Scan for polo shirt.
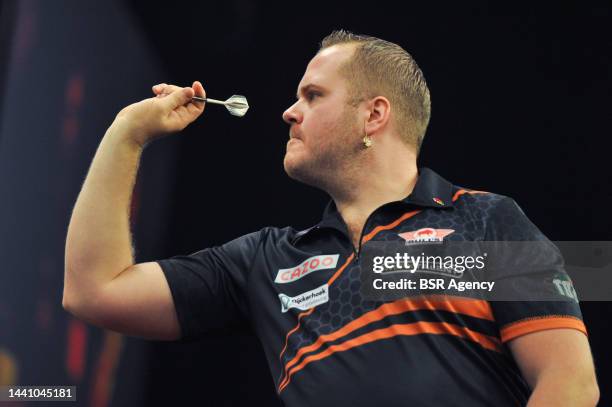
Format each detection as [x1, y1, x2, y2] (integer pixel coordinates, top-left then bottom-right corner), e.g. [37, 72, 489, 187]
[157, 167, 586, 407]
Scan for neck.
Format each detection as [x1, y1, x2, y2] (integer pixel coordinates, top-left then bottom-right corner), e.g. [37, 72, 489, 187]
[327, 151, 419, 249]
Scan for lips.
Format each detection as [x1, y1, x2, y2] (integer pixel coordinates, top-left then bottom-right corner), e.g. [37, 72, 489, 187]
[289, 127, 303, 140]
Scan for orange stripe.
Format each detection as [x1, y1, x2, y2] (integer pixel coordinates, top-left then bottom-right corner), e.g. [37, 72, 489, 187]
[326, 253, 354, 289]
[276, 254, 354, 382]
[277, 308, 315, 362]
[361, 210, 421, 244]
[452, 189, 489, 202]
[277, 209, 444, 389]
[500, 316, 587, 343]
[278, 296, 494, 389]
[279, 321, 501, 392]
[279, 209, 421, 367]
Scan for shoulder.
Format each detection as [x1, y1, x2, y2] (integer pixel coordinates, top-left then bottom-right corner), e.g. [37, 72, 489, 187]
[203, 225, 312, 256]
[254, 225, 313, 245]
[451, 186, 512, 211]
[450, 185, 526, 218]
[449, 186, 543, 240]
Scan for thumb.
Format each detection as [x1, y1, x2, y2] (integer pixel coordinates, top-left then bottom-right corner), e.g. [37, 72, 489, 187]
[161, 87, 194, 110]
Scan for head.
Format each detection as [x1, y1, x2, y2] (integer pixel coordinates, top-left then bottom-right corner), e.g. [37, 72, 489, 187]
[282, 30, 431, 191]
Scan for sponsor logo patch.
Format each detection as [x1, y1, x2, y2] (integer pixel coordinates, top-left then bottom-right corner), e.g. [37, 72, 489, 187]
[398, 228, 454, 244]
[275, 254, 339, 284]
[278, 284, 329, 313]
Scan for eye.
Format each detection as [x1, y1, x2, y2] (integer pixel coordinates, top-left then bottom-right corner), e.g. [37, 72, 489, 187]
[306, 91, 320, 101]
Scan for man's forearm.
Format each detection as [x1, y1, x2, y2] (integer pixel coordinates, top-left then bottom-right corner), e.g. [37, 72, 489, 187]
[64, 120, 143, 303]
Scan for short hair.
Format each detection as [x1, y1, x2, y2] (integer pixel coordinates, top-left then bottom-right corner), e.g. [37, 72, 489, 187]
[320, 30, 431, 153]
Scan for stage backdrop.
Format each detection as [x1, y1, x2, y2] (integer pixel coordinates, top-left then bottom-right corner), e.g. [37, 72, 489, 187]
[0, 1, 178, 405]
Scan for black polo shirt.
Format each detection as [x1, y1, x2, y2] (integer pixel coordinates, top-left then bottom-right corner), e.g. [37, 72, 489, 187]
[157, 168, 586, 407]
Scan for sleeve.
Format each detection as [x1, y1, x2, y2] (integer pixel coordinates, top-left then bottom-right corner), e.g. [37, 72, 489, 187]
[156, 229, 265, 342]
[484, 197, 587, 343]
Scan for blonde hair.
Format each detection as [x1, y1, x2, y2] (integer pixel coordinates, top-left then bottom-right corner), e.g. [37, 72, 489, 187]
[320, 30, 431, 153]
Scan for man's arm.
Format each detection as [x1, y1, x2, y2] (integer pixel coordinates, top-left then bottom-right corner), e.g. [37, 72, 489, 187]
[63, 82, 205, 340]
[508, 328, 599, 407]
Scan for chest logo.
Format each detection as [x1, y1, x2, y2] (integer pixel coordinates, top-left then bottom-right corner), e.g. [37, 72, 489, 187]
[275, 254, 339, 284]
[278, 284, 329, 313]
[398, 228, 455, 244]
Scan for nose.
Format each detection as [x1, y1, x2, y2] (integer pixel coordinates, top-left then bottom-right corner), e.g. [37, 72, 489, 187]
[282, 101, 302, 125]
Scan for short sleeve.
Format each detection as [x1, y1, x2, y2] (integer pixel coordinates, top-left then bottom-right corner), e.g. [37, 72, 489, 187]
[484, 197, 587, 343]
[156, 230, 264, 342]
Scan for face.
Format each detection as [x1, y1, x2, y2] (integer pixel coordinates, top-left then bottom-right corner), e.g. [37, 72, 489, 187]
[282, 44, 363, 189]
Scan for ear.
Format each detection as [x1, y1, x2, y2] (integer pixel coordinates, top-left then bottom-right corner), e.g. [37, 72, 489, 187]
[363, 96, 391, 137]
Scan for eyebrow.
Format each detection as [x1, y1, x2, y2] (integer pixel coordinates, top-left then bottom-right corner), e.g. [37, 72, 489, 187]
[296, 84, 324, 100]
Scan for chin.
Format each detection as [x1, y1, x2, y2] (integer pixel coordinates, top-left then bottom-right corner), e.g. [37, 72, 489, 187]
[283, 154, 318, 187]
[283, 153, 301, 179]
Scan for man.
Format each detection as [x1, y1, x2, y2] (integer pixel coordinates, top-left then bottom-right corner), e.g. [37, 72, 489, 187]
[63, 31, 599, 406]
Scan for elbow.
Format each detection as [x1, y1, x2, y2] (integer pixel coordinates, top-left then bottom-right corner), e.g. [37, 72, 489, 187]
[62, 265, 78, 314]
[61, 293, 70, 311]
[62, 260, 98, 317]
[62, 286, 80, 317]
[61, 272, 108, 328]
[61, 288, 99, 326]
[62, 265, 92, 318]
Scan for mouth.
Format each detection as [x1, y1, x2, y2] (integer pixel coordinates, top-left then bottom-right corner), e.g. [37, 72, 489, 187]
[286, 137, 303, 150]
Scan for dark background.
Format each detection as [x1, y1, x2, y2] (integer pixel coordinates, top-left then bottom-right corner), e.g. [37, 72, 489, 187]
[0, 1, 610, 406]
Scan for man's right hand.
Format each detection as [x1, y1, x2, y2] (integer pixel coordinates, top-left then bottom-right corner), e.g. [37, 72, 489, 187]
[113, 81, 206, 147]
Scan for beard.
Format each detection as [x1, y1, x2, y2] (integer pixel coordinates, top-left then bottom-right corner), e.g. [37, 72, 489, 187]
[283, 105, 362, 191]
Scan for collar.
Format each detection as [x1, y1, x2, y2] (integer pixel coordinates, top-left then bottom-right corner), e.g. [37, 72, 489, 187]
[293, 168, 454, 243]
[401, 167, 454, 209]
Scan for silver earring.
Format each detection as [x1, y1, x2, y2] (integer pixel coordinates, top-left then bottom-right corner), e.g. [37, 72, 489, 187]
[363, 134, 372, 148]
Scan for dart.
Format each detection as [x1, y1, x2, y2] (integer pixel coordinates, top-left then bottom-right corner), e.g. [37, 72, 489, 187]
[191, 94, 249, 117]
